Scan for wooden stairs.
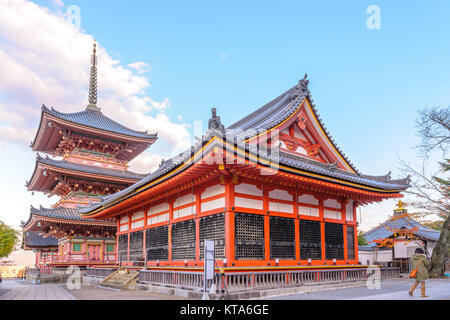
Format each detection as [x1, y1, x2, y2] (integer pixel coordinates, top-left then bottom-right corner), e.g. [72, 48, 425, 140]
[99, 268, 139, 291]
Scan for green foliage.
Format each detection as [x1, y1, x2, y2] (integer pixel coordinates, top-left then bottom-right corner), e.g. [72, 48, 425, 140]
[423, 220, 444, 231]
[0, 221, 20, 258]
[357, 230, 368, 245]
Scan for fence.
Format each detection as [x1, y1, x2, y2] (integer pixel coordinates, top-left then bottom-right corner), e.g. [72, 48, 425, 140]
[138, 267, 400, 293]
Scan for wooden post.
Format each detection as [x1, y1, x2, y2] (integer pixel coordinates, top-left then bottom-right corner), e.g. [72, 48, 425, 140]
[225, 177, 235, 266]
[319, 198, 326, 262]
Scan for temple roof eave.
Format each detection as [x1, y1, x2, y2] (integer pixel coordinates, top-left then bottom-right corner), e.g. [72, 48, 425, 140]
[79, 134, 409, 219]
[30, 105, 158, 160]
[23, 206, 116, 232]
[26, 154, 147, 192]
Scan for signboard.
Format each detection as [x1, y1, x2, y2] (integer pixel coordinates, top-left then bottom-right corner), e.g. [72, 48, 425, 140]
[204, 239, 215, 280]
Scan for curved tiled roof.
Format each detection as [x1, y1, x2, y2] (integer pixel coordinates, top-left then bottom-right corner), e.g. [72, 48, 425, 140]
[80, 133, 410, 216]
[23, 205, 115, 226]
[42, 104, 157, 140]
[364, 214, 441, 247]
[23, 231, 58, 248]
[26, 154, 147, 186]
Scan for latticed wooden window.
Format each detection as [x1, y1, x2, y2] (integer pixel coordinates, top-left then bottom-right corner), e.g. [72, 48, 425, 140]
[299, 219, 322, 260]
[200, 213, 225, 259]
[146, 225, 169, 261]
[270, 216, 295, 260]
[325, 222, 344, 260]
[346, 226, 355, 260]
[171, 220, 196, 260]
[129, 231, 144, 261]
[235, 213, 265, 260]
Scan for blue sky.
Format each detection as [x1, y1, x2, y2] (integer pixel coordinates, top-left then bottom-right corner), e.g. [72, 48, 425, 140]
[1, 0, 449, 230]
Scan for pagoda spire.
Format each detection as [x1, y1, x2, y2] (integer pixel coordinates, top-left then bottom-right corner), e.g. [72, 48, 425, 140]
[86, 41, 101, 112]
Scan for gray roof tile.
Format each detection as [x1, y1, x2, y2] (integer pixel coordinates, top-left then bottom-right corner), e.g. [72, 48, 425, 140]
[23, 231, 58, 248]
[364, 214, 441, 246]
[43, 105, 157, 140]
[32, 154, 147, 181]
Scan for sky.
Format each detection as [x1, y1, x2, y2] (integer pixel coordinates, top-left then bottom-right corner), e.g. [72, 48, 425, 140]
[0, 0, 448, 232]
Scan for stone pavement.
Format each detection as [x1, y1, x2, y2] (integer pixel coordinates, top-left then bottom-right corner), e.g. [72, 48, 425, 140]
[66, 284, 192, 300]
[0, 280, 190, 300]
[0, 280, 76, 300]
[258, 279, 450, 300]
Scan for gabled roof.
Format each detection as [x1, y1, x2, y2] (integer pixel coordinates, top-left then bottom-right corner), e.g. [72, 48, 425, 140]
[364, 212, 441, 247]
[26, 154, 147, 191]
[228, 75, 358, 173]
[23, 231, 58, 249]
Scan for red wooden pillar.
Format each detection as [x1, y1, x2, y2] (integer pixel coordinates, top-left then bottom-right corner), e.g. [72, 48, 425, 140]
[319, 198, 326, 263]
[195, 217, 200, 265]
[263, 185, 271, 264]
[127, 213, 131, 263]
[225, 175, 237, 266]
[294, 191, 300, 262]
[168, 201, 174, 264]
[143, 207, 148, 263]
[195, 188, 201, 265]
[342, 199, 348, 263]
[353, 201, 359, 264]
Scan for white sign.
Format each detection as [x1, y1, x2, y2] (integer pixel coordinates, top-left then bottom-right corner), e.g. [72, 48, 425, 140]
[204, 239, 215, 280]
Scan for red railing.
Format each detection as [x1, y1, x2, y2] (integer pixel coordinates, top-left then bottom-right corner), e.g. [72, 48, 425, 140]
[39, 255, 117, 266]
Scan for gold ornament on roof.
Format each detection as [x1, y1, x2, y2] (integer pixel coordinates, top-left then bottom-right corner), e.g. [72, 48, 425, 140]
[396, 200, 406, 210]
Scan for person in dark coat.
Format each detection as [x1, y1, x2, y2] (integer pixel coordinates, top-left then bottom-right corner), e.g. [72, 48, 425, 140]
[409, 247, 430, 297]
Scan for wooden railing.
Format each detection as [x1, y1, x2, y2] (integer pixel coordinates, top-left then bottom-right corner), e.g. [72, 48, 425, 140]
[85, 267, 117, 278]
[49, 255, 116, 265]
[137, 267, 400, 293]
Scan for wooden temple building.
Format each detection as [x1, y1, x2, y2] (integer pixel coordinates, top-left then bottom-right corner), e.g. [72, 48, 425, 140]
[22, 43, 157, 269]
[80, 74, 410, 270]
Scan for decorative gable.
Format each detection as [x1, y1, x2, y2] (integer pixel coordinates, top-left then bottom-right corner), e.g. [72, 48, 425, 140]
[250, 98, 355, 172]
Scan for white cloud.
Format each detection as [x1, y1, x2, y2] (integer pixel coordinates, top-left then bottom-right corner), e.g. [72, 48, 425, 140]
[0, 0, 191, 164]
[128, 61, 151, 74]
[127, 152, 162, 174]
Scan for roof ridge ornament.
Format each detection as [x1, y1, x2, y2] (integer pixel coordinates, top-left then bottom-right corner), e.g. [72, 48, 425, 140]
[298, 73, 309, 93]
[208, 107, 225, 134]
[86, 41, 101, 112]
[290, 73, 310, 101]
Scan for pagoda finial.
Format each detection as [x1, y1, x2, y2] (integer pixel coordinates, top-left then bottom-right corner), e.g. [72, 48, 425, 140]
[86, 40, 101, 112]
[394, 199, 408, 215]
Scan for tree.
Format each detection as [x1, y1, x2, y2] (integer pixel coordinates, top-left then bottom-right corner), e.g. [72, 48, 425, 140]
[0, 221, 20, 258]
[358, 230, 368, 245]
[401, 106, 449, 278]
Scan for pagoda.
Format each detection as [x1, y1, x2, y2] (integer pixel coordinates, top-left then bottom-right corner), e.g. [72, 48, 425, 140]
[22, 42, 158, 269]
[80, 74, 410, 270]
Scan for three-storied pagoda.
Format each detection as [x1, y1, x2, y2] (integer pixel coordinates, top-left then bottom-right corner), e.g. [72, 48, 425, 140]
[80, 74, 410, 270]
[22, 43, 158, 268]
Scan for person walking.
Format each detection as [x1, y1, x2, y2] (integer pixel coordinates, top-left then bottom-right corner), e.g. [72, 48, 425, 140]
[408, 247, 430, 298]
